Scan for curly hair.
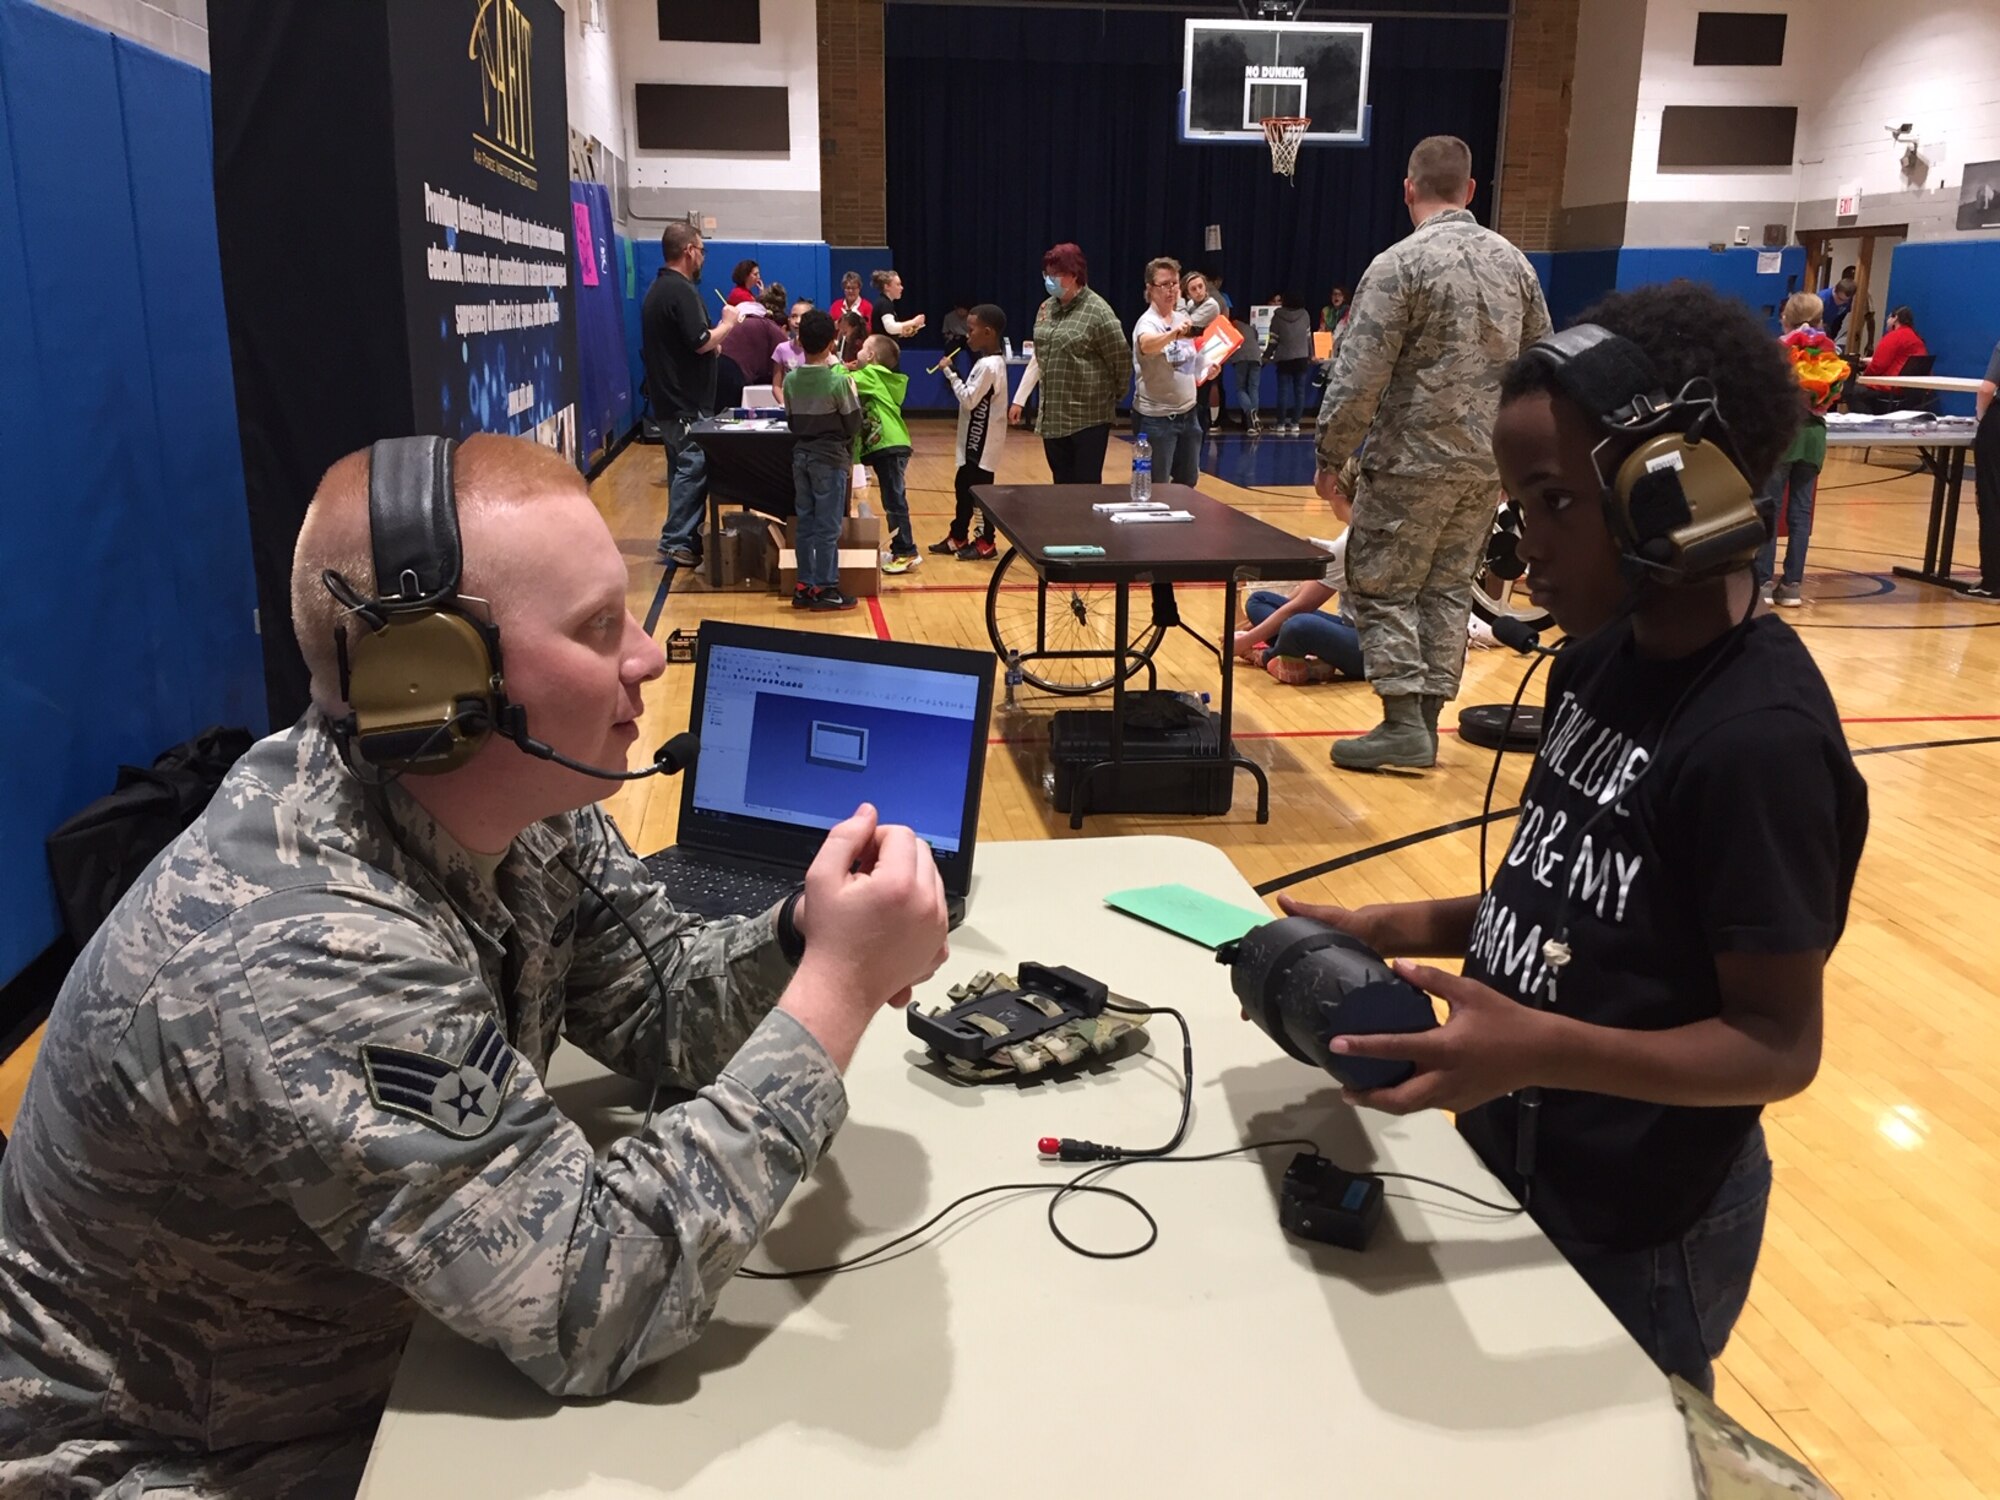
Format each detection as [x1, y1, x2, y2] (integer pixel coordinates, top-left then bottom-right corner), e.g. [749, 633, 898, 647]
[1501, 280, 1803, 487]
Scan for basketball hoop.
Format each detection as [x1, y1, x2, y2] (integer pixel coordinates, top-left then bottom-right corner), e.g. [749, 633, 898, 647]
[1262, 116, 1311, 182]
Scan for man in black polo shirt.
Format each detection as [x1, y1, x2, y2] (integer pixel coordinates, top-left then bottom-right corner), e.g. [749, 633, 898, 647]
[1280, 282, 1869, 1396]
[644, 222, 745, 567]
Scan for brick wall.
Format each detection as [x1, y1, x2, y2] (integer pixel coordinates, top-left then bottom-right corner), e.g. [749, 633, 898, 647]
[1497, 0, 1580, 252]
[817, 0, 885, 244]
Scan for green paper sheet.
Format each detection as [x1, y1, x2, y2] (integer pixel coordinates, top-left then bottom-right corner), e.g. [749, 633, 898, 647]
[1104, 884, 1268, 949]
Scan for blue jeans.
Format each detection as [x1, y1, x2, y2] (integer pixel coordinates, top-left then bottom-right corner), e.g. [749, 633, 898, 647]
[1553, 1124, 1771, 1398]
[868, 451, 916, 555]
[1236, 364, 1262, 425]
[1245, 589, 1364, 678]
[1135, 410, 1202, 487]
[793, 449, 848, 590]
[1753, 460, 1819, 587]
[1275, 360, 1313, 426]
[659, 421, 709, 553]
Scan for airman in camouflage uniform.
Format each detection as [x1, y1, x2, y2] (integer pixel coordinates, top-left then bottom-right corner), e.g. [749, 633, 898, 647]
[1314, 135, 1553, 770]
[0, 435, 948, 1497]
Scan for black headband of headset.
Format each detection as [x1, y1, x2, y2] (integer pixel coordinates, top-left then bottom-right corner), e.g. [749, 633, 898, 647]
[1523, 324, 1670, 427]
[366, 435, 462, 609]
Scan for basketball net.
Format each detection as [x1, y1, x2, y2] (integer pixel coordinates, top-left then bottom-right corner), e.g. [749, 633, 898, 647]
[1262, 116, 1310, 182]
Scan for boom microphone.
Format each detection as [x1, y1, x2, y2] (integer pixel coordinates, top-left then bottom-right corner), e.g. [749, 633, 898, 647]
[505, 722, 700, 781]
[1490, 616, 1557, 656]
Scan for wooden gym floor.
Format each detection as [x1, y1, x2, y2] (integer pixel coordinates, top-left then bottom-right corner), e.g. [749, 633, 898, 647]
[2, 420, 1993, 1496]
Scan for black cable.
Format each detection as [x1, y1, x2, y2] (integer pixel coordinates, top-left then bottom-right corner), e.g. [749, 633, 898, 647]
[1478, 651, 1551, 889]
[1372, 1171, 1522, 1216]
[557, 850, 681, 1137]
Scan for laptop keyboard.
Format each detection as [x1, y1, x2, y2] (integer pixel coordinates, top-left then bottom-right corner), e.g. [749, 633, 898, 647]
[643, 849, 797, 921]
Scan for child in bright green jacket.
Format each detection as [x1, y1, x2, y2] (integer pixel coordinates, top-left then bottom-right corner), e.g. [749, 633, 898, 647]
[851, 335, 919, 572]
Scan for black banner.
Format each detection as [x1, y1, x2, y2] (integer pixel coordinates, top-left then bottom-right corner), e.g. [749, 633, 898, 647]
[213, 0, 577, 723]
[390, 0, 578, 460]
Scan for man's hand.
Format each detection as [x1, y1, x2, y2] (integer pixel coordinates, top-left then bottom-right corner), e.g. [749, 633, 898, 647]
[1332, 960, 1558, 1115]
[717, 302, 748, 331]
[781, 804, 950, 1071]
[1008, 404, 1025, 427]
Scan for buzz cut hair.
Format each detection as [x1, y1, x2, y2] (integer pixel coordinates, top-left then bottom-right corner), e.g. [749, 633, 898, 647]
[1407, 135, 1474, 205]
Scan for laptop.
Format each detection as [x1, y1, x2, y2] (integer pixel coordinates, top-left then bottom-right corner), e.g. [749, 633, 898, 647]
[643, 620, 996, 924]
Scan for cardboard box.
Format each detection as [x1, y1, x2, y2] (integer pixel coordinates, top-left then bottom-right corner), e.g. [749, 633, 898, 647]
[771, 522, 881, 598]
[717, 508, 778, 589]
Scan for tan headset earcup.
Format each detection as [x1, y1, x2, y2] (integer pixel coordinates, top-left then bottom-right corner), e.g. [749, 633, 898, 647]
[1614, 436, 1761, 578]
[344, 611, 500, 771]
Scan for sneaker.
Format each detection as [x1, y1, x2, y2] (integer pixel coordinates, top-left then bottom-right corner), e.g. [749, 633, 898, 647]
[883, 552, 922, 575]
[809, 586, 859, 611]
[1773, 581, 1804, 608]
[1758, 581, 1775, 604]
[1286, 422, 1301, 436]
[658, 542, 699, 567]
[791, 585, 815, 608]
[1266, 654, 1336, 686]
[929, 534, 968, 556]
[1964, 584, 2000, 601]
[957, 536, 998, 561]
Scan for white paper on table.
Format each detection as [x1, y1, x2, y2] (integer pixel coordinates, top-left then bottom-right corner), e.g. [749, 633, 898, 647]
[1109, 509, 1196, 524]
[1093, 500, 1171, 512]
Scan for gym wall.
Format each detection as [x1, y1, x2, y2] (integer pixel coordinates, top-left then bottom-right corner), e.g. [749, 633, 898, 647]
[0, 0, 264, 989]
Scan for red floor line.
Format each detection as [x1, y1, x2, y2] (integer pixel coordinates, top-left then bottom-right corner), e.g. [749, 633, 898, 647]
[985, 711, 2000, 747]
[865, 596, 892, 641]
[890, 580, 1232, 595]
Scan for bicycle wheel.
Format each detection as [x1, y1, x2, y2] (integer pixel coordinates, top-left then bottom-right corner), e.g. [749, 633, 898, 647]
[1470, 500, 1553, 632]
[985, 548, 1166, 697]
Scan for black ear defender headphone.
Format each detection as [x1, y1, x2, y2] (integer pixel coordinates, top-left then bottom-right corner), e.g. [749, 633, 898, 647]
[1521, 324, 1766, 583]
[322, 435, 697, 781]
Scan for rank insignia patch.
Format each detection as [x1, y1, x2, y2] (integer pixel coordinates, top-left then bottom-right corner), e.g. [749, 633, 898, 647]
[362, 1017, 518, 1139]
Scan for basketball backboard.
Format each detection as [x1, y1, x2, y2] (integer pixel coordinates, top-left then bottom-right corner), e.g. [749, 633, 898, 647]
[1180, 19, 1372, 145]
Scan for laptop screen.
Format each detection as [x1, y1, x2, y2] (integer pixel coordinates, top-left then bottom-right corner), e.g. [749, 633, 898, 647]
[676, 623, 995, 891]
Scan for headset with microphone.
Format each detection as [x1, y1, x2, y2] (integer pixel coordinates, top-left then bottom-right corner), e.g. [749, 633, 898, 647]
[322, 435, 697, 782]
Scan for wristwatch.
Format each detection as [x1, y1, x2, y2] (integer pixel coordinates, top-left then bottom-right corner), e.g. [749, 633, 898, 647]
[777, 886, 807, 964]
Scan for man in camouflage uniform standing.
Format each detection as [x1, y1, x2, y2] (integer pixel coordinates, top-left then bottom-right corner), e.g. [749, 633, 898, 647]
[0, 435, 951, 1497]
[1313, 135, 1552, 769]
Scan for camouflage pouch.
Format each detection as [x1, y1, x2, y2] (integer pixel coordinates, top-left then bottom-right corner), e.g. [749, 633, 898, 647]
[919, 969, 1149, 1084]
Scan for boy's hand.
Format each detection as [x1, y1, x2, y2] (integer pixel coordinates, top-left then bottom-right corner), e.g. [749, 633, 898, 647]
[1275, 893, 1381, 948]
[1332, 960, 1558, 1116]
[1008, 404, 1025, 427]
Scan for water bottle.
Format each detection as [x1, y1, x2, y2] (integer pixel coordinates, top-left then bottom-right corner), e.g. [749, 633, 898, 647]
[1005, 649, 1023, 707]
[1131, 435, 1152, 502]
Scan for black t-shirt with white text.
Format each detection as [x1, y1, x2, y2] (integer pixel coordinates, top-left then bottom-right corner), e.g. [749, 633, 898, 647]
[1456, 616, 1868, 1250]
[641, 268, 715, 423]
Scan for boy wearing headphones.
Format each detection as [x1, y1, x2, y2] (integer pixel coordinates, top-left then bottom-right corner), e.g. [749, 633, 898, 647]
[1279, 282, 1869, 1394]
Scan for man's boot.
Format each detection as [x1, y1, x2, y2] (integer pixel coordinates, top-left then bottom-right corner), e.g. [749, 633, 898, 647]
[1332, 694, 1435, 771]
[1420, 694, 1445, 757]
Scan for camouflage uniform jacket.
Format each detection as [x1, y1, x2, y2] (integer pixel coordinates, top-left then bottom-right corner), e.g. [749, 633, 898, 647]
[1314, 207, 1553, 484]
[0, 715, 843, 1496]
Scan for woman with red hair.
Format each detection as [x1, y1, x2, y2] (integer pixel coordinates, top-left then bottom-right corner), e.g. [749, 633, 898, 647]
[1009, 242, 1128, 481]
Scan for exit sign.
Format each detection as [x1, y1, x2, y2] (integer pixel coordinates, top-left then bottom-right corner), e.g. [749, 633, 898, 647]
[1836, 184, 1862, 217]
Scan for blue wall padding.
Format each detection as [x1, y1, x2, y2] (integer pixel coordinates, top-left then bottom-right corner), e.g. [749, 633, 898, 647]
[628, 237, 834, 320]
[1870, 240, 2000, 417]
[828, 245, 894, 306]
[1614, 246, 1806, 330]
[570, 181, 633, 467]
[0, 0, 263, 985]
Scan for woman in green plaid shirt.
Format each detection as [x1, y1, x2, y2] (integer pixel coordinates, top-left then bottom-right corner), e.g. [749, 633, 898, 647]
[1008, 242, 1129, 482]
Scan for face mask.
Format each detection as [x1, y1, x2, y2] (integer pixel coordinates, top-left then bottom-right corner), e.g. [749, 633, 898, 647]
[1043, 275, 1061, 298]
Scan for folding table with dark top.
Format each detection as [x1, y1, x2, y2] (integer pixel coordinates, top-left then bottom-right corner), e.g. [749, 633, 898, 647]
[689, 418, 797, 584]
[1821, 420, 1977, 591]
[977, 483, 1329, 825]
